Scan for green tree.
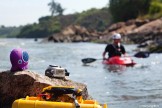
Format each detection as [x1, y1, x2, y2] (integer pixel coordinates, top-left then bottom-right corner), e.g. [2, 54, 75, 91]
[149, 0, 162, 14]
[39, 17, 61, 33]
[17, 16, 62, 38]
[17, 24, 50, 38]
[0, 25, 5, 28]
[75, 8, 111, 31]
[57, 4, 65, 16]
[109, 0, 151, 22]
[48, 0, 64, 16]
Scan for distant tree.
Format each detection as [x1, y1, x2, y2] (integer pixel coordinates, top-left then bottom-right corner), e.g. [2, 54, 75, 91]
[1, 25, 5, 28]
[48, 0, 64, 16]
[48, 0, 57, 16]
[56, 4, 65, 16]
[38, 16, 52, 23]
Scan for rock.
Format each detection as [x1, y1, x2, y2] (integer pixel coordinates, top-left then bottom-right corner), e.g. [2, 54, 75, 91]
[42, 17, 162, 53]
[107, 22, 126, 32]
[137, 40, 155, 48]
[0, 70, 91, 108]
[130, 19, 162, 34]
[45, 25, 102, 43]
[148, 43, 162, 53]
[62, 26, 76, 36]
[73, 35, 83, 42]
[134, 19, 149, 27]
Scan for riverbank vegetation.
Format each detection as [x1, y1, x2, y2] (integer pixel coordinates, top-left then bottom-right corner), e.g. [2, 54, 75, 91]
[0, 26, 22, 38]
[1, 0, 162, 38]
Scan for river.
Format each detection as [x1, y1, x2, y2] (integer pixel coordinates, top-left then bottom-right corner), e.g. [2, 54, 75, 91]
[0, 38, 162, 108]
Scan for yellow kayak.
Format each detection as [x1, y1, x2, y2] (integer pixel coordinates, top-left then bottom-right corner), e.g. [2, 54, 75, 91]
[12, 86, 107, 108]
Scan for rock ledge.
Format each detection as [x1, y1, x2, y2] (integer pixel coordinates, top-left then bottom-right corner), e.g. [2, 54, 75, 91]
[0, 70, 90, 108]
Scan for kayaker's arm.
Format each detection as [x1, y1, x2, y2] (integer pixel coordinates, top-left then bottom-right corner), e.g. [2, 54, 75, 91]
[120, 45, 127, 57]
[102, 51, 106, 60]
[103, 44, 110, 59]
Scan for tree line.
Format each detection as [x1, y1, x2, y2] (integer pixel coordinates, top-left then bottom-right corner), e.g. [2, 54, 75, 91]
[1, 0, 162, 38]
[109, 0, 162, 22]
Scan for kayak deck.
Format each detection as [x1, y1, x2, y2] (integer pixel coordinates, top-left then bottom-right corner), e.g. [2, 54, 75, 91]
[102, 56, 136, 67]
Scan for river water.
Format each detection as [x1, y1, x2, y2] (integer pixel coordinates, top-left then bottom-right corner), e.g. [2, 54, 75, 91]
[0, 38, 162, 108]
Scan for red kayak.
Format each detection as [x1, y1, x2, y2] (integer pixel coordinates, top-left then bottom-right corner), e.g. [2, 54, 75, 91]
[102, 56, 136, 67]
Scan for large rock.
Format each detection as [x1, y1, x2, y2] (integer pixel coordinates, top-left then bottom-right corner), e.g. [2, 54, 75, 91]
[131, 19, 162, 34]
[42, 17, 162, 53]
[0, 70, 90, 108]
[44, 25, 101, 43]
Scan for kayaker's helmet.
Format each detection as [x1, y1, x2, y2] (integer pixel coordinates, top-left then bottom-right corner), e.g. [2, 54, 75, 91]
[112, 33, 121, 40]
[10, 48, 29, 72]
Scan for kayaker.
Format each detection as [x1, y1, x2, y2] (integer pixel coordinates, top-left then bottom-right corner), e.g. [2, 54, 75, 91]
[10, 48, 29, 72]
[102, 33, 126, 59]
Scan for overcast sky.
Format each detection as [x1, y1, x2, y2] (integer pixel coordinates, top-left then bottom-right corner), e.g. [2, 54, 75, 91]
[0, 0, 108, 27]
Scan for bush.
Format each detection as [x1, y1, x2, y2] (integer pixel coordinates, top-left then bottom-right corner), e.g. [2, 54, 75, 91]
[149, 1, 162, 14]
[109, 0, 151, 22]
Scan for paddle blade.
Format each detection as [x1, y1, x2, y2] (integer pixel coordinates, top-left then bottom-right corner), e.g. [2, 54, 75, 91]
[134, 51, 150, 58]
[81, 58, 97, 64]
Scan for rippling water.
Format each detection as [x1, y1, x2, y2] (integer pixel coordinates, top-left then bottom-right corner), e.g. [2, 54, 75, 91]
[0, 38, 162, 108]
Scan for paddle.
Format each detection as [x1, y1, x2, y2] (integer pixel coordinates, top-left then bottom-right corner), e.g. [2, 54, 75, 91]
[82, 51, 150, 64]
[133, 51, 150, 58]
[81, 58, 103, 64]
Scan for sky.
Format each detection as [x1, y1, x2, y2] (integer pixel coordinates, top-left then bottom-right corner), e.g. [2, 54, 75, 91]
[0, 0, 108, 27]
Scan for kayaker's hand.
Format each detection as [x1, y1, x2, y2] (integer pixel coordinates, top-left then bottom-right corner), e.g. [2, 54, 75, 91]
[103, 57, 106, 60]
[123, 53, 128, 57]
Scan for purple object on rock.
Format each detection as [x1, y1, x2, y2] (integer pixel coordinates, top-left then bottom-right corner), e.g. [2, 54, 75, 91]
[10, 48, 29, 72]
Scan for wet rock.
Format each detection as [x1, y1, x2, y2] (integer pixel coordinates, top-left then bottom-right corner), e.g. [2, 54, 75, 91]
[0, 70, 91, 108]
[148, 43, 162, 53]
[137, 40, 155, 48]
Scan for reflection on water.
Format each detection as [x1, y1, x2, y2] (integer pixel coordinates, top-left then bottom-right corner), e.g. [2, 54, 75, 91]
[0, 39, 162, 108]
[104, 64, 127, 72]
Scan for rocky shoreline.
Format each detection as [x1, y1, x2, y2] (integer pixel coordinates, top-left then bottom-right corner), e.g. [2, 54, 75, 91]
[44, 17, 162, 53]
[0, 70, 91, 108]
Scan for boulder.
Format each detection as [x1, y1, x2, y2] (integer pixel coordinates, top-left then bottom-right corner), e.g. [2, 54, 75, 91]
[0, 70, 90, 108]
[132, 19, 162, 34]
[42, 17, 162, 53]
[45, 25, 102, 43]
